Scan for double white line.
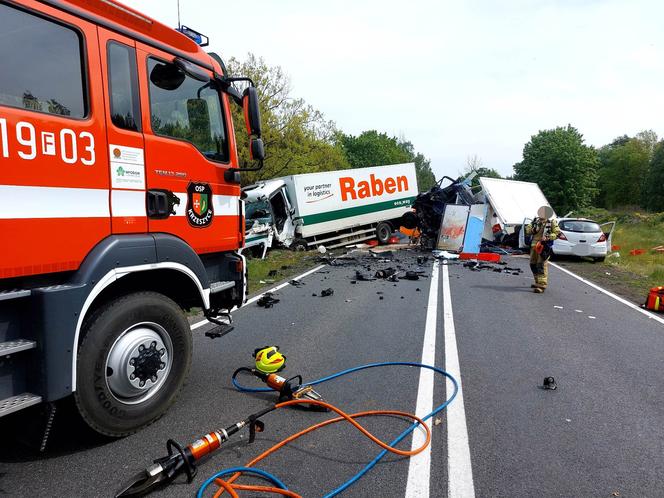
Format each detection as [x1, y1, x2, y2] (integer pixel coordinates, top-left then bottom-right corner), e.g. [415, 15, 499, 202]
[405, 261, 476, 498]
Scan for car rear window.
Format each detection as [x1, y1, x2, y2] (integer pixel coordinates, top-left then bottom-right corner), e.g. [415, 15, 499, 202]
[559, 220, 601, 233]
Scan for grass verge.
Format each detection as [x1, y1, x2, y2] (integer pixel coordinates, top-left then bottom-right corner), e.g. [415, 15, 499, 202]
[246, 249, 319, 295]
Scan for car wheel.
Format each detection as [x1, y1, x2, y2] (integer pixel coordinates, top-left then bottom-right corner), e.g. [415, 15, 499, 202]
[376, 222, 393, 245]
[74, 291, 192, 437]
[594, 256, 606, 262]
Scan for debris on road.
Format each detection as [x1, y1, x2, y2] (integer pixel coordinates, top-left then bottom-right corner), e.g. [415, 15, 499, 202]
[290, 279, 305, 287]
[268, 269, 278, 277]
[542, 377, 557, 390]
[404, 271, 420, 280]
[257, 293, 280, 308]
[320, 288, 334, 297]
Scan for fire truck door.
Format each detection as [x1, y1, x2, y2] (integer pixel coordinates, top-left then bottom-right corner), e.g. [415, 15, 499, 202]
[97, 28, 147, 234]
[135, 43, 241, 255]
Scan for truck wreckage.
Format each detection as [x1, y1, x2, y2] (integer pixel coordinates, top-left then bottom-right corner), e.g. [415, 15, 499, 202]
[400, 174, 555, 253]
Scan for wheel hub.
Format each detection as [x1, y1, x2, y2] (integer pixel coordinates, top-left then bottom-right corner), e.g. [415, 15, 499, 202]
[106, 323, 172, 404]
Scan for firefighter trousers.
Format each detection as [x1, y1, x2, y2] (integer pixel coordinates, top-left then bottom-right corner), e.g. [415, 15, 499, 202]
[529, 248, 549, 288]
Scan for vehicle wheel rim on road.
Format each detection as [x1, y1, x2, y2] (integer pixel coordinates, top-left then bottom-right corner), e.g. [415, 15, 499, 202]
[105, 322, 173, 404]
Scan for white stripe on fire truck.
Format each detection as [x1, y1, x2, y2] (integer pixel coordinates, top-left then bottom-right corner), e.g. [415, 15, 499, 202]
[0, 186, 238, 219]
[0, 185, 110, 219]
[111, 190, 146, 217]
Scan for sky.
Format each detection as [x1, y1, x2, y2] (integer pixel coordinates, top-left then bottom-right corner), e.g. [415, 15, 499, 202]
[121, 0, 664, 180]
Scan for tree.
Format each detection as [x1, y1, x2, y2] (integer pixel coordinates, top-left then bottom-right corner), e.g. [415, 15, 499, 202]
[514, 125, 598, 214]
[226, 54, 350, 184]
[337, 130, 436, 191]
[597, 130, 657, 208]
[465, 154, 483, 171]
[643, 141, 664, 211]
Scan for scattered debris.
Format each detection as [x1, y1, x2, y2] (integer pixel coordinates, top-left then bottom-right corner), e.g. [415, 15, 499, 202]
[404, 271, 419, 281]
[387, 274, 399, 282]
[320, 288, 334, 297]
[416, 288, 421, 292]
[554, 306, 563, 309]
[268, 269, 278, 277]
[653, 245, 664, 253]
[280, 265, 292, 270]
[257, 293, 280, 308]
[379, 296, 384, 300]
[575, 309, 583, 313]
[350, 280, 357, 284]
[433, 418, 442, 426]
[345, 299, 352, 303]
[375, 267, 397, 279]
[312, 293, 317, 297]
[355, 270, 376, 281]
[541, 377, 557, 390]
[204, 324, 234, 339]
[629, 249, 646, 256]
[588, 316, 596, 319]
[290, 279, 305, 287]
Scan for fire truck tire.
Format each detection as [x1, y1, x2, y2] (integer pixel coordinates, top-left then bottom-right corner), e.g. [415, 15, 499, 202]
[376, 222, 393, 245]
[74, 291, 192, 437]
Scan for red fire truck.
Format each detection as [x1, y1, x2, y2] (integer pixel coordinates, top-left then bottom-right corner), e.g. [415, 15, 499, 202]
[0, 0, 264, 436]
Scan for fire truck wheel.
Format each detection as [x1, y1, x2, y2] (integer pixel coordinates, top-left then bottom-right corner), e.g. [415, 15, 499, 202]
[376, 222, 393, 245]
[74, 291, 192, 437]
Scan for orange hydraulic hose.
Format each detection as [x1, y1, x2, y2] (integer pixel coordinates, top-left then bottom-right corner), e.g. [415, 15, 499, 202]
[209, 399, 431, 497]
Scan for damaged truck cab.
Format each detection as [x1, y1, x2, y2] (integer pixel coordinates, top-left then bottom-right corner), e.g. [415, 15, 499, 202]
[0, 0, 263, 436]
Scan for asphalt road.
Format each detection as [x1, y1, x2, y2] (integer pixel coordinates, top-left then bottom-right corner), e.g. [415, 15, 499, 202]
[1, 249, 663, 498]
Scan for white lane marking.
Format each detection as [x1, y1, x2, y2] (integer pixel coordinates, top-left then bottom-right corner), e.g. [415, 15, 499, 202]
[550, 262, 664, 327]
[405, 260, 440, 497]
[190, 264, 327, 330]
[442, 264, 476, 498]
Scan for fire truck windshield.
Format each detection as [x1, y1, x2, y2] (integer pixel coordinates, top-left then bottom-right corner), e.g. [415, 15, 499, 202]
[148, 58, 229, 162]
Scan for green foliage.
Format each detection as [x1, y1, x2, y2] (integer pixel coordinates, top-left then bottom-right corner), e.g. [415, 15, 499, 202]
[514, 125, 599, 214]
[597, 131, 656, 209]
[643, 141, 664, 212]
[226, 54, 350, 185]
[337, 131, 436, 191]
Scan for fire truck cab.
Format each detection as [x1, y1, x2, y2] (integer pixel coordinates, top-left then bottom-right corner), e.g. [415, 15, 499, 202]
[0, 0, 262, 436]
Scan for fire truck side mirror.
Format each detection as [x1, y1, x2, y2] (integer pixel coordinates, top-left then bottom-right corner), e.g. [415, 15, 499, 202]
[242, 86, 262, 137]
[250, 138, 265, 161]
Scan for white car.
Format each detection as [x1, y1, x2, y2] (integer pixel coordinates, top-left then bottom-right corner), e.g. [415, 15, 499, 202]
[552, 218, 615, 262]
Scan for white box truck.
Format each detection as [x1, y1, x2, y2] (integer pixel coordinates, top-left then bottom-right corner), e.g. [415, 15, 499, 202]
[243, 163, 418, 251]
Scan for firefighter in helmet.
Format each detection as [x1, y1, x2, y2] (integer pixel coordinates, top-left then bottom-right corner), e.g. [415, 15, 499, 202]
[525, 205, 560, 293]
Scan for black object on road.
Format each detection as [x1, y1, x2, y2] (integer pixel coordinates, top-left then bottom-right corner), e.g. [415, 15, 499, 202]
[257, 293, 280, 308]
[542, 377, 557, 390]
[320, 288, 334, 297]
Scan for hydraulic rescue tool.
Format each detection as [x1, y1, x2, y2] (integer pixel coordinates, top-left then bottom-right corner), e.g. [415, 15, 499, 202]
[247, 346, 327, 409]
[115, 353, 459, 498]
[115, 408, 270, 497]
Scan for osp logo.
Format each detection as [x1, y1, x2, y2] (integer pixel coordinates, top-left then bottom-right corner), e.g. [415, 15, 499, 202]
[186, 182, 214, 228]
[339, 174, 409, 201]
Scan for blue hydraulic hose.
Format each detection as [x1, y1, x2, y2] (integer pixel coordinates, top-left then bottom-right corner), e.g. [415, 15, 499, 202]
[222, 362, 459, 497]
[197, 467, 289, 498]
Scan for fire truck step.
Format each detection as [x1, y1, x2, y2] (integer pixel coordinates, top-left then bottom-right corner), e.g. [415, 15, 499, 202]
[209, 281, 235, 294]
[0, 393, 42, 417]
[0, 289, 31, 302]
[0, 339, 37, 357]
